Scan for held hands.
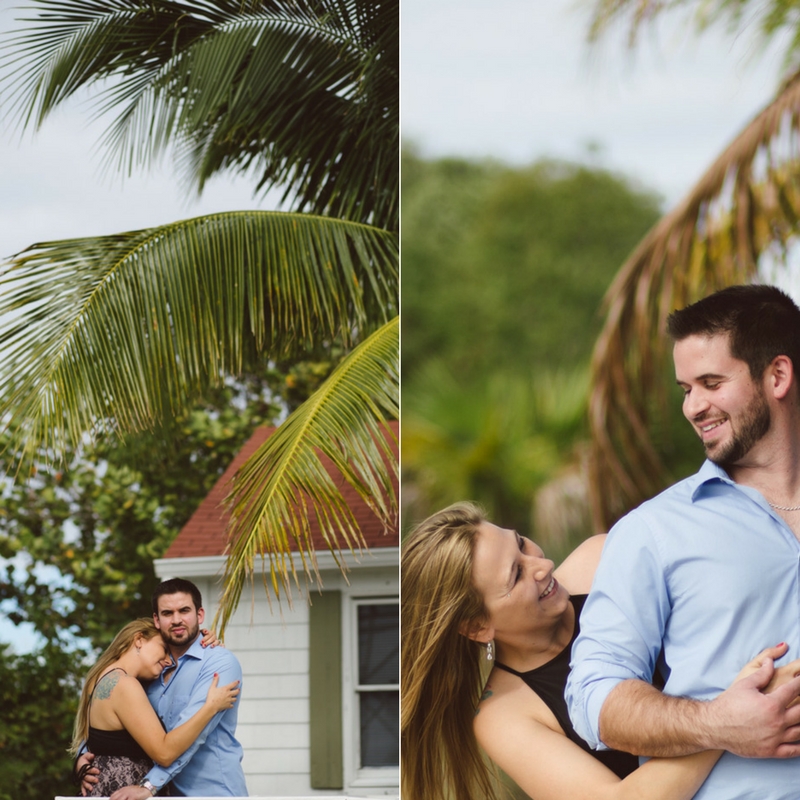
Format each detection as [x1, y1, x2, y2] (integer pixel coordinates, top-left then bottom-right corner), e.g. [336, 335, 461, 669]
[76, 752, 99, 797]
[205, 672, 240, 711]
[708, 643, 800, 758]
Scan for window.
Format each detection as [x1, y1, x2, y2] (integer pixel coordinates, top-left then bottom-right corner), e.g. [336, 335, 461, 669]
[355, 600, 399, 770]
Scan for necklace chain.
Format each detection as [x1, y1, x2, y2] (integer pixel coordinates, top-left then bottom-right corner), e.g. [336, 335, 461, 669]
[768, 501, 800, 511]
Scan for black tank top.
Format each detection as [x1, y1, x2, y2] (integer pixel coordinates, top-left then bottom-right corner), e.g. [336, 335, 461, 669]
[87, 726, 150, 760]
[494, 594, 638, 778]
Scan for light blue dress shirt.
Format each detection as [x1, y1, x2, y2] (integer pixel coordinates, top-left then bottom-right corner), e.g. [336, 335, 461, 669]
[144, 635, 248, 796]
[566, 459, 800, 799]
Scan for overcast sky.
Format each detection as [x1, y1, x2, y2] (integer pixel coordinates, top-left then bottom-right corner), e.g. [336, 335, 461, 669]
[402, 0, 791, 209]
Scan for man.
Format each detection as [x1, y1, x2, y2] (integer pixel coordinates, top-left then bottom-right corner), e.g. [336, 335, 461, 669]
[82, 578, 248, 798]
[566, 284, 800, 799]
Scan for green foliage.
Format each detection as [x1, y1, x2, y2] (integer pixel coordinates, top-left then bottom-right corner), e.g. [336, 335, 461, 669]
[401, 150, 661, 539]
[589, 0, 800, 72]
[0, 376, 283, 651]
[402, 362, 589, 543]
[401, 149, 662, 385]
[0, 644, 83, 800]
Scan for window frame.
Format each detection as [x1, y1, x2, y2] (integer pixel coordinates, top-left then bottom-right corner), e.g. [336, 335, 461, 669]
[341, 585, 399, 792]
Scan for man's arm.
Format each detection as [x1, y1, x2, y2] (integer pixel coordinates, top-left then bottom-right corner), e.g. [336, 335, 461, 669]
[566, 514, 800, 761]
[601, 666, 800, 759]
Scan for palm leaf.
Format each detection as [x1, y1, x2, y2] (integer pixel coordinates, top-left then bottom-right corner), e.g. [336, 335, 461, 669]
[0, 210, 397, 462]
[1, 0, 398, 228]
[589, 67, 800, 528]
[588, 0, 800, 61]
[214, 314, 398, 632]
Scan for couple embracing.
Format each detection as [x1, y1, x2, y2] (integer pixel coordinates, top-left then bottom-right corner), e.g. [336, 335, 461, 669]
[73, 578, 247, 798]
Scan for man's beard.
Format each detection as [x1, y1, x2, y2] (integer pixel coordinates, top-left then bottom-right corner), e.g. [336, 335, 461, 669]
[161, 620, 200, 647]
[706, 387, 771, 468]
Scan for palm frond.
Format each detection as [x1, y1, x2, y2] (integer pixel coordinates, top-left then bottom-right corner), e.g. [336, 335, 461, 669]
[0, 210, 397, 462]
[588, 0, 800, 62]
[214, 315, 398, 632]
[1, 0, 398, 228]
[589, 66, 800, 528]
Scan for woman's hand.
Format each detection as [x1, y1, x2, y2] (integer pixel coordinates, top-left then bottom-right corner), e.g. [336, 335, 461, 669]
[205, 672, 240, 712]
[200, 628, 223, 648]
[734, 642, 800, 706]
[734, 643, 790, 684]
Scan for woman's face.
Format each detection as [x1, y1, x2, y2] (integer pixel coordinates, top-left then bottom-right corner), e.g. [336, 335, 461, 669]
[470, 521, 569, 644]
[137, 634, 173, 679]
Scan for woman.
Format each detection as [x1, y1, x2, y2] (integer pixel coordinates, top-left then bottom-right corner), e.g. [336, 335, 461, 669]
[401, 501, 798, 800]
[71, 618, 239, 797]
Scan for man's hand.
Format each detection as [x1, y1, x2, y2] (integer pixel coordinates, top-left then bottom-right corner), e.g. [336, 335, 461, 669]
[75, 752, 99, 797]
[705, 655, 800, 758]
[109, 786, 154, 800]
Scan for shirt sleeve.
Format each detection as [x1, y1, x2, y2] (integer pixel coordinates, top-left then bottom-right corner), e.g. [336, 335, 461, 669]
[143, 651, 243, 790]
[565, 511, 670, 749]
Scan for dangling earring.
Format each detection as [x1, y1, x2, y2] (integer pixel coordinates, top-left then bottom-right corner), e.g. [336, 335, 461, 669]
[486, 640, 494, 661]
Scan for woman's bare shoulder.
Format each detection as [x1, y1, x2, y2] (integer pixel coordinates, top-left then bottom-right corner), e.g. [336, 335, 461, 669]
[94, 670, 145, 703]
[473, 668, 556, 742]
[553, 534, 607, 595]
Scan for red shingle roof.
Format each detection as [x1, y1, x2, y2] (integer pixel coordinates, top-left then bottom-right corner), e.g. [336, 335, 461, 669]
[163, 420, 399, 559]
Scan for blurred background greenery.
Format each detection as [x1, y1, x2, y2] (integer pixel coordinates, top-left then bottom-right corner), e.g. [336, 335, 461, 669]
[401, 147, 699, 560]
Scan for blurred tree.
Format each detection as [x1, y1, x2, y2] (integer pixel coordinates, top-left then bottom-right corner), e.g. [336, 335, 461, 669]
[402, 362, 589, 560]
[401, 150, 661, 541]
[401, 150, 661, 385]
[0, 643, 82, 800]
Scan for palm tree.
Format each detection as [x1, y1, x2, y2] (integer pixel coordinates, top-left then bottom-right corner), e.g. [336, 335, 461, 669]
[586, 0, 800, 528]
[0, 0, 398, 631]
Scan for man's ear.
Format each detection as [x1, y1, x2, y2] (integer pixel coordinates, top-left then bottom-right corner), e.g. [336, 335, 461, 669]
[767, 354, 794, 400]
[458, 618, 493, 645]
[153, 613, 161, 631]
[197, 607, 205, 626]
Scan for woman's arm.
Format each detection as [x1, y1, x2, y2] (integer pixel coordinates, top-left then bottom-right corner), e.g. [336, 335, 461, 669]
[554, 534, 606, 595]
[475, 644, 791, 800]
[111, 674, 239, 766]
[477, 707, 719, 800]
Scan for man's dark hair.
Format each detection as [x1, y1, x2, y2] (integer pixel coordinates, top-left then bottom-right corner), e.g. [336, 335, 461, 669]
[151, 578, 203, 615]
[667, 284, 800, 379]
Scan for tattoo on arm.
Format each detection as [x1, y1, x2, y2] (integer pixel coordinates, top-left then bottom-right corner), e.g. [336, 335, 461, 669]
[475, 683, 494, 716]
[94, 671, 122, 701]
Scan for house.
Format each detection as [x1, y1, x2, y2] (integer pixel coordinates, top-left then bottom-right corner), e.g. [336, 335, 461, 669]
[153, 421, 399, 798]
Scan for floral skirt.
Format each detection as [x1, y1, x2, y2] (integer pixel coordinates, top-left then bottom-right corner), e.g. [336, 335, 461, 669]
[88, 754, 153, 796]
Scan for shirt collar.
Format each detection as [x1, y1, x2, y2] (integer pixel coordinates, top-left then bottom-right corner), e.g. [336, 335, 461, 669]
[175, 633, 205, 664]
[690, 459, 735, 501]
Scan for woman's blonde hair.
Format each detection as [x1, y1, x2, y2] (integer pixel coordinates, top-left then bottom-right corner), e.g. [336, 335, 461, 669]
[70, 618, 162, 755]
[401, 501, 502, 800]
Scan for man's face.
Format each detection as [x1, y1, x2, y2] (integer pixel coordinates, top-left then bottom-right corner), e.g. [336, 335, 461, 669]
[674, 333, 771, 467]
[153, 591, 204, 648]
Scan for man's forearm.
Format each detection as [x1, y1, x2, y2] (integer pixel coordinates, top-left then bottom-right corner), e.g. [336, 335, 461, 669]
[600, 679, 708, 756]
[600, 669, 800, 760]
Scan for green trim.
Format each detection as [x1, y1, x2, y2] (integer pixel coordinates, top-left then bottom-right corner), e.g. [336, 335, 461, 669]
[309, 590, 343, 789]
